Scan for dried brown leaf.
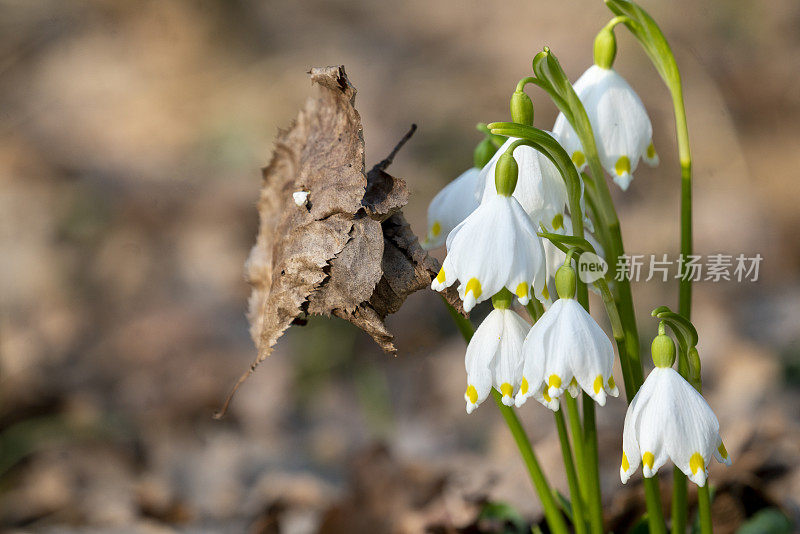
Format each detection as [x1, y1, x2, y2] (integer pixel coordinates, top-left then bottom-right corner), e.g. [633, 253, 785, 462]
[216, 66, 459, 417]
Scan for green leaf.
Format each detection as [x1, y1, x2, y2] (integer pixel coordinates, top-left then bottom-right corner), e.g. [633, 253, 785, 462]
[554, 490, 574, 523]
[538, 231, 597, 256]
[736, 508, 793, 534]
[604, 0, 680, 89]
[479, 501, 528, 533]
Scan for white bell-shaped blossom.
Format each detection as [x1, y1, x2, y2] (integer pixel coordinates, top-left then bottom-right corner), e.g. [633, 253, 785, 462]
[422, 167, 482, 250]
[515, 296, 618, 411]
[479, 137, 569, 228]
[464, 307, 530, 413]
[620, 366, 731, 487]
[431, 194, 547, 312]
[553, 65, 658, 191]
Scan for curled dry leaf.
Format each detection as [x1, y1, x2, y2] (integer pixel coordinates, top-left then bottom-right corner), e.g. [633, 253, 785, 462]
[216, 65, 460, 417]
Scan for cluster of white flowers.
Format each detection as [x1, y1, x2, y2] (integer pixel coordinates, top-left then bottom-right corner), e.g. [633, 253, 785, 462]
[424, 62, 730, 488]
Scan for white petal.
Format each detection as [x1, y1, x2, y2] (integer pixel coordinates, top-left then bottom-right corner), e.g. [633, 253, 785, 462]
[464, 310, 504, 413]
[492, 309, 529, 405]
[441, 195, 545, 311]
[658, 368, 724, 486]
[423, 167, 483, 249]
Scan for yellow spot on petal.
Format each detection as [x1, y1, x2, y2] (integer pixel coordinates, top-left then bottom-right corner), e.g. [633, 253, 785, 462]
[500, 383, 513, 398]
[615, 156, 631, 176]
[465, 278, 482, 298]
[608, 376, 616, 389]
[552, 213, 564, 230]
[520, 377, 529, 395]
[717, 442, 728, 459]
[621, 452, 630, 472]
[569, 377, 578, 388]
[431, 221, 442, 237]
[593, 375, 604, 394]
[436, 268, 446, 284]
[542, 284, 550, 301]
[466, 385, 478, 404]
[642, 451, 655, 470]
[572, 151, 586, 168]
[515, 283, 528, 299]
[548, 375, 562, 390]
[542, 385, 552, 402]
[647, 143, 656, 159]
[690, 452, 705, 475]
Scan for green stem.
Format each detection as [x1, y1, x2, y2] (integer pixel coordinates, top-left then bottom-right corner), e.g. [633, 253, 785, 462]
[644, 477, 668, 534]
[673, 70, 693, 534]
[582, 397, 603, 534]
[554, 409, 587, 534]
[672, 468, 688, 534]
[697, 484, 713, 534]
[493, 390, 570, 534]
[565, 396, 586, 503]
[595, 277, 634, 402]
[443, 300, 568, 534]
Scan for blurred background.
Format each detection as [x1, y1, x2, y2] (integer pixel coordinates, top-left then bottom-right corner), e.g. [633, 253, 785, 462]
[2, 0, 800, 532]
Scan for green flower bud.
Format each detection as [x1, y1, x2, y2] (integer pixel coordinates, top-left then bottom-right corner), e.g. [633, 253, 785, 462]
[495, 152, 518, 196]
[651, 322, 676, 368]
[593, 27, 617, 70]
[555, 264, 577, 300]
[510, 90, 534, 126]
[491, 287, 514, 309]
[473, 138, 496, 168]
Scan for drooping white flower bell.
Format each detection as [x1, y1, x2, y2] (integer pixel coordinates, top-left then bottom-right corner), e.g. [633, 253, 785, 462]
[422, 167, 482, 250]
[479, 137, 569, 229]
[431, 152, 547, 312]
[620, 326, 731, 487]
[422, 138, 498, 249]
[515, 262, 618, 410]
[553, 65, 658, 191]
[464, 303, 530, 413]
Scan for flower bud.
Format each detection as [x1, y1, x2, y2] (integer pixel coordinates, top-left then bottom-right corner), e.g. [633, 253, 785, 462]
[510, 90, 534, 126]
[494, 151, 518, 196]
[651, 322, 676, 368]
[473, 138, 496, 168]
[491, 287, 514, 310]
[555, 264, 577, 300]
[593, 27, 617, 70]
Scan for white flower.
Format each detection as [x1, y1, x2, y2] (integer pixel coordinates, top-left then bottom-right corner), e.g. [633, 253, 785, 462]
[620, 366, 731, 487]
[422, 167, 482, 250]
[515, 297, 618, 410]
[553, 65, 658, 191]
[431, 194, 546, 312]
[479, 137, 569, 228]
[464, 308, 530, 413]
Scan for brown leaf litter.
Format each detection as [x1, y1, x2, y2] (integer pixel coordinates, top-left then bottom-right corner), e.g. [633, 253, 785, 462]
[216, 65, 460, 417]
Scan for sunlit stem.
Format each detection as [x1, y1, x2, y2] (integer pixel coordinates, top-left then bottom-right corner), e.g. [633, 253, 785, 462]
[564, 396, 586, 502]
[644, 477, 668, 534]
[697, 484, 713, 534]
[442, 299, 569, 534]
[554, 408, 588, 534]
